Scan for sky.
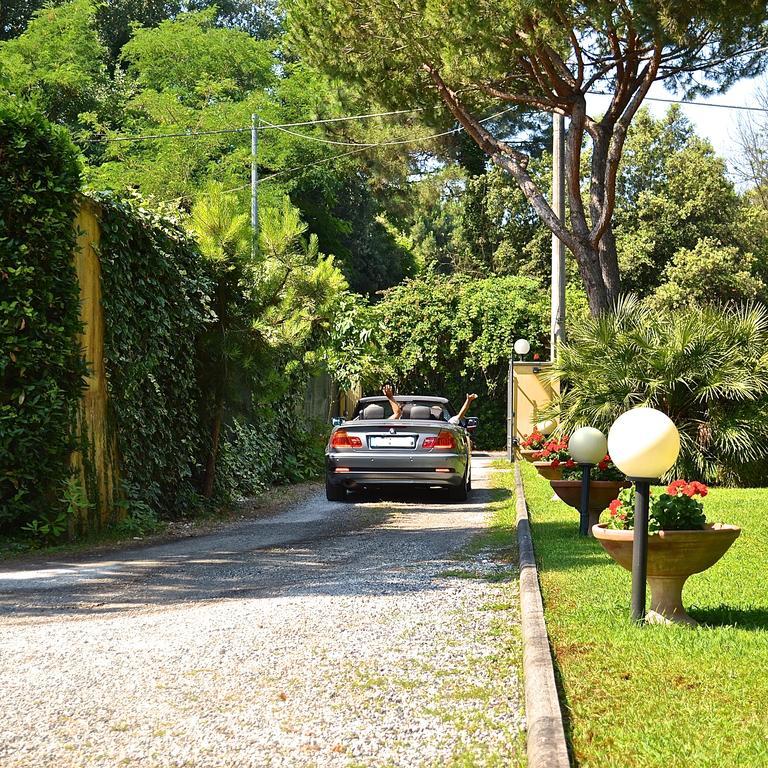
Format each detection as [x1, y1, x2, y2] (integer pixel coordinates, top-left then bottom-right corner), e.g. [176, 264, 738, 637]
[586, 75, 767, 178]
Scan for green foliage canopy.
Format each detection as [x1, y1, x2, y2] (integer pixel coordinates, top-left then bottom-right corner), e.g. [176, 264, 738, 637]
[327, 274, 550, 448]
[548, 297, 768, 484]
[287, 0, 768, 312]
[0, 98, 85, 531]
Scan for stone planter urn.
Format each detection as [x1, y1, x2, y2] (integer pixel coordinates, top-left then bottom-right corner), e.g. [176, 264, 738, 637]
[519, 448, 539, 463]
[533, 461, 562, 481]
[550, 480, 630, 534]
[592, 523, 742, 626]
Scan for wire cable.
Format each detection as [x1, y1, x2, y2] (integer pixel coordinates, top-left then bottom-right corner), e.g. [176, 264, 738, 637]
[155, 146, 372, 204]
[88, 107, 429, 143]
[257, 105, 518, 148]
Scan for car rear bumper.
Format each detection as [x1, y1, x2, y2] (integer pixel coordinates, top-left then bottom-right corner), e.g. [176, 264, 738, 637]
[326, 451, 467, 488]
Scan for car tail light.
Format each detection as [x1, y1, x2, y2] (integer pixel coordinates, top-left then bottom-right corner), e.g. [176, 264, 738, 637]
[330, 430, 362, 449]
[423, 430, 457, 449]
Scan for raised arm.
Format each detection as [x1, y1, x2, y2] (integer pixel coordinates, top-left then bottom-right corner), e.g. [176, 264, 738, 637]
[455, 393, 478, 422]
[382, 384, 403, 419]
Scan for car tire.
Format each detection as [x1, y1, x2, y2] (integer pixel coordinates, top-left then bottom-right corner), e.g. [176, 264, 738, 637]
[326, 477, 347, 502]
[447, 475, 469, 502]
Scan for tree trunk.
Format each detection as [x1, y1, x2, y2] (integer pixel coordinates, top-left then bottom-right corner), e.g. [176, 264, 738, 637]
[572, 239, 613, 314]
[598, 224, 621, 300]
[202, 397, 224, 499]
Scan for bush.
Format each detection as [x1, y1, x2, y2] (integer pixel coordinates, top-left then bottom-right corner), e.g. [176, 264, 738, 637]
[0, 98, 85, 532]
[94, 192, 213, 516]
[328, 274, 550, 449]
[549, 296, 768, 484]
[650, 237, 765, 309]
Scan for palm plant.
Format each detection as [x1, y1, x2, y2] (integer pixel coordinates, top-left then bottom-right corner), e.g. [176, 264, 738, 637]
[546, 296, 768, 483]
[190, 184, 348, 496]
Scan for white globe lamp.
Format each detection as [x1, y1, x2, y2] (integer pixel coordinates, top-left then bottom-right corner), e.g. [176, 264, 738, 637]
[606, 407, 681, 622]
[607, 408, 680, 480]
[535, 419, 557, 437]
[567, 427, 608, 536]
[569, 427, 608, 466]
[513, 338, 530, 357]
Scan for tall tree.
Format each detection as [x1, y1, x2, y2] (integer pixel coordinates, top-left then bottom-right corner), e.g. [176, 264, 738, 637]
[287, 0, 768, 313]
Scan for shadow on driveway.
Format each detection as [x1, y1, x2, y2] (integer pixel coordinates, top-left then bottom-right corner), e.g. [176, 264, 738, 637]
[0, 486, 510, 621]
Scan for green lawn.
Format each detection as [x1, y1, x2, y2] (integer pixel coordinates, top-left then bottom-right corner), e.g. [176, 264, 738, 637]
[500, 460, 768, 768]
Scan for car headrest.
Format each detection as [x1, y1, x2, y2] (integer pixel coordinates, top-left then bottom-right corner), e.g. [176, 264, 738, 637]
[409, 405, 432, 420]
[362, 403, 385, 420]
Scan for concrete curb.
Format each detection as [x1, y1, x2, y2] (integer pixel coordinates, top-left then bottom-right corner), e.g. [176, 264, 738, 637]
[515, 460, 571, 768]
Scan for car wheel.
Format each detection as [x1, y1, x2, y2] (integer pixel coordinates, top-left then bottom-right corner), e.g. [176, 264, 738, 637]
[447, 474, 469, 502]
[326, 477, 347, 502]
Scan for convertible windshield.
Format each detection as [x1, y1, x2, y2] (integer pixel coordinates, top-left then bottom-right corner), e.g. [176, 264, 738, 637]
[354, 398, 454, 421]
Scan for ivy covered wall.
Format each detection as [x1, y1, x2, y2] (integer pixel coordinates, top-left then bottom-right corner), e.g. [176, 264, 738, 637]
[1, 104, 327, 541]
[94, 192, 213, 516]
[0, 98, 86, 533]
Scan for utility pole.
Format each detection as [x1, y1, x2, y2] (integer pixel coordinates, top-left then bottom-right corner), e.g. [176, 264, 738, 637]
[507, 356, 514, 462]
[551, 112, 566, 359]
[251, 113, 259, 253]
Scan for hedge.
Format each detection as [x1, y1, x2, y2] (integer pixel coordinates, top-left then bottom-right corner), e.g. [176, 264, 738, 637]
[0, 98, 85, 532]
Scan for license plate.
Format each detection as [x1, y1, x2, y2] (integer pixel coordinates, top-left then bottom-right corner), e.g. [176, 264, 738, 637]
[369, 436, 415, 448]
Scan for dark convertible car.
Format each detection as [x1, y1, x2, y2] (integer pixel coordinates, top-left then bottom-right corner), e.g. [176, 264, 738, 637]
[325, 395, 476, 502]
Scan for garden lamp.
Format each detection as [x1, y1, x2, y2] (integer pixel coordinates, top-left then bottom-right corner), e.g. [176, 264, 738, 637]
[536, 419, 557, 436]
[507, 338, 531, 460]
[608, 408, 681, 622]
[513, 338, 531, 359]
[568, 427, 608, 537]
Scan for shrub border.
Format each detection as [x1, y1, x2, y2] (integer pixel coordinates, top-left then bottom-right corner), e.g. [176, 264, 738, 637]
[515, 460, 571, 768]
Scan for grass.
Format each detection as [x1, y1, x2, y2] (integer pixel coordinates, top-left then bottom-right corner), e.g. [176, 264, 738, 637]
[499, 460, 768, 768]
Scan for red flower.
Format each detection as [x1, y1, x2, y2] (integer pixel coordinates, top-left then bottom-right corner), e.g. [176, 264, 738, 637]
[608, 498, 622, 516]
[666, 479, 709, 498]
[666, 480, 687, 496]
[690, 481, 709, 497]
[551, 458, 561, 468]
[597, 460, 609, 471]
[533, 353, 541, 361]
[564, 459, 576, 469]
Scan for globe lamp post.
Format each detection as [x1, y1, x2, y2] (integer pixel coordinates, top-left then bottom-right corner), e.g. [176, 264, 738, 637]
[513, 338, 531, 359]
[607, 408, 681, 622]
[507, 338, 531, 461]
[568, 427, 608, 537]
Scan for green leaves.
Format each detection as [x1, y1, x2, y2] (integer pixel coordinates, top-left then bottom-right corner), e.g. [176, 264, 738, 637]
[0, 97, 84, 531]
[550, 298, 768, 484]
[326, 273, 549, 448]
[96, 191, 213, 515]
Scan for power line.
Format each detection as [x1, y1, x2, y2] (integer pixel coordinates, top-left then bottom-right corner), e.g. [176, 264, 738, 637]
[644, 95, 767, 113]
[156, 146, 372, 204]
[88, 107, 428, 143]
[588, 90, 768, 113]
[91, 91, 768, 145]
[91, 126, 250, 142]
[258, 105, 518, 148]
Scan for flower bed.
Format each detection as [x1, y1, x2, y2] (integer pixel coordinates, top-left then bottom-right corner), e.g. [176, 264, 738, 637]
[500, 460, 768, 767]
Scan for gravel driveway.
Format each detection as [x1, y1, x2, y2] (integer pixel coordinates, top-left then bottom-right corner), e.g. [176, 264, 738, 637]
[0, 455, 523, 767]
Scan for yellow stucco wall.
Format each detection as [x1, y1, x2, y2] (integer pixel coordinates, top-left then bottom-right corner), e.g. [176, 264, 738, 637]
[71, 198, 122, 533]
[513, 361, 559, 444]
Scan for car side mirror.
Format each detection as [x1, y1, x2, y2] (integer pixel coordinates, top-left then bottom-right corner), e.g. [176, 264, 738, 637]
[465, 416, 479, 432]
[331, 417, 346, 427]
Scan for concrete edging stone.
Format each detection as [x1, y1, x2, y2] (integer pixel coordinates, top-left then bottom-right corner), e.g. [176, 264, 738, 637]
[515, 460, 571, 768]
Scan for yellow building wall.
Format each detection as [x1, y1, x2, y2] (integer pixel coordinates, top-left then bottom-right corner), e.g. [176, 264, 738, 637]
[70, 198, 122, 533]
[513, 361, 559, 445]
